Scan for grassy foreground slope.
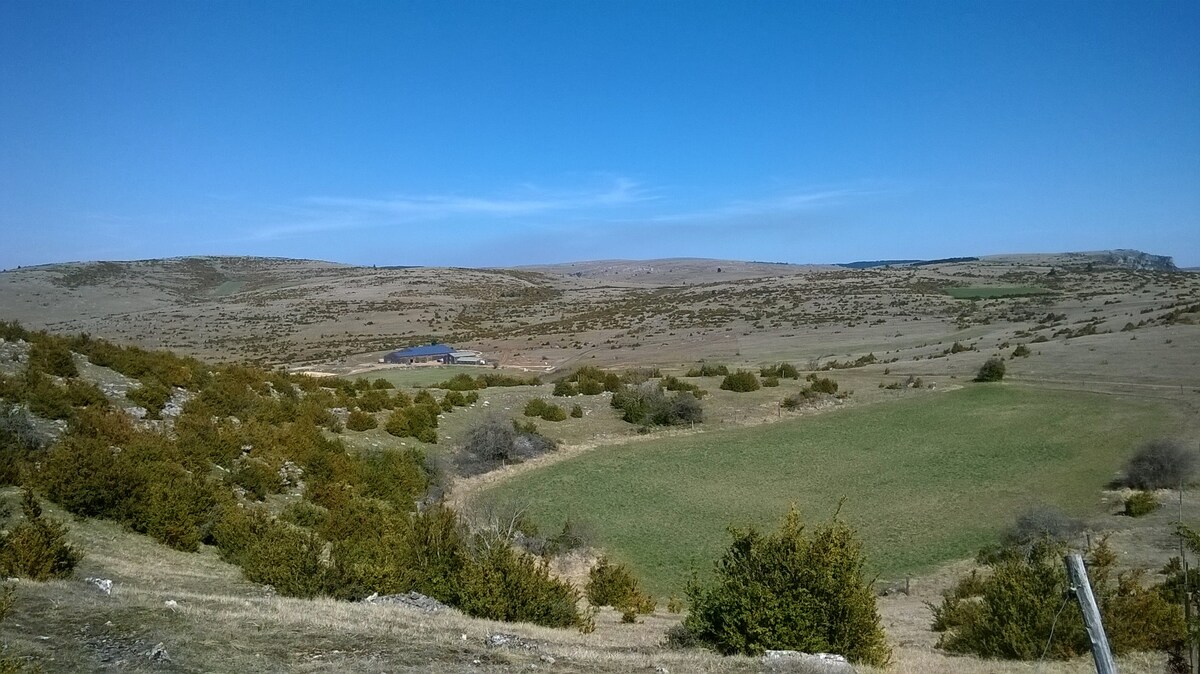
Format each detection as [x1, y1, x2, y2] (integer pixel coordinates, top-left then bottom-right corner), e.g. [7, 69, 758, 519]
[478, 385, 1177, 596]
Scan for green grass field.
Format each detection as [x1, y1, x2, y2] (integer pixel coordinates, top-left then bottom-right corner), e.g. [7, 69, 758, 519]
[944, 286, 1051, 299]
[476, 385, 1176, 596]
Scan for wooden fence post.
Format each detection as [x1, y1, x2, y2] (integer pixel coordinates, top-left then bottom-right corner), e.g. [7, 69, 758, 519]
[1064, 553, 1117, 674]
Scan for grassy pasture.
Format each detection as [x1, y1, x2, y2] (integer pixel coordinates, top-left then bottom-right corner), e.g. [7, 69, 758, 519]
[944, 286, 1051, 299]
[476, 385, 1177, 596]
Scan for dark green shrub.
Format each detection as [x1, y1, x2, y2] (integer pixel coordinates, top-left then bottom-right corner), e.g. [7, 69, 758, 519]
[27, 337, 78, 378]
[384, 404, 439, 443]
[523, 398, 566, 422]
[719, 370, 760, 392]
[458, 538, 582, 628]
[577, 378, 606, 395]
[934, 539, 1183, 659]
[280, 499, 327, 529]
[0, 405, 43, 486]
[975, 357, 1006, 382]
[760, 363, 800, 379]
[762, 376, 780, 387]
[552, 380, 578, 397]
[1121, 439, 1197, 489]
[229, 459, 283, 501]
[38, 436, 132, 517]
[685, 364, 729, 377]
[355, 448, 428, 510]
[443, 390, 467, 407]
[239, 519, 330, 598]
[435, 373, 483, 391]
[345, 409, 378, 431]
[0, 488, 82, 580]
[586, 556, 640, 606]
[683, 508, 890, 666]
[570, 404, 583, 418]
[661, 375, 707, 398]
[586, 557, 656, 617]
[807, 375, 839, 394]
[611, 385, 703, 426]
[1011, 344, 1031, 358]
[949, 341, 970, 354]
[565, 367, 621, 393]
[126, 469, 220, 551]
[1124, 491, 1159, 517]
[127, 381, 171, 419]
[477, 373, 541, 387]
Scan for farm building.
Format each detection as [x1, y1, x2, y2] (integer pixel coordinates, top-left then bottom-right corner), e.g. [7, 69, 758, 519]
[382, 345, 487, 365]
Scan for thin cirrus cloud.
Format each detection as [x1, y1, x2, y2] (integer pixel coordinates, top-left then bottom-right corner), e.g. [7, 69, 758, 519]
[247, 177, 653, 241]
[245, 179, 893, 244]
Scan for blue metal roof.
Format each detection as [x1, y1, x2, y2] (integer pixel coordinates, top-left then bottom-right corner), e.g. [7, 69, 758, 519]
[389, 344, 454, 358]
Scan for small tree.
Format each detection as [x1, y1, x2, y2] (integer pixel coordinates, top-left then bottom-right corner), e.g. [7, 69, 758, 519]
[719, 370, 761, 392]
[682, 507, 890, 666]
[975, 357, 1006, 382]
[0, 488, 83, 581]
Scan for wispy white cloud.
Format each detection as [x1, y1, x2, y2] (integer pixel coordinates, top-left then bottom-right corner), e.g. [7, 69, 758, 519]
[247, 176, 653, 241]
[641, 185, 891, 224]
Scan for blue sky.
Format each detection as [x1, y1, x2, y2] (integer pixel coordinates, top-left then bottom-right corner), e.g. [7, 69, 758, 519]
[2, 1, 1197, 268]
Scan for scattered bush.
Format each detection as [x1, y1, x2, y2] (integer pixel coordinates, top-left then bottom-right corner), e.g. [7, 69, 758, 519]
[27, 338, 78, 378]
[345, 409, 378, 431]
[684, 364, 729, 377]
[458, 538, 582, 628]
[280, 499, 327, 529]
[552, 380, 578, 397]
[456, 416, 556, 477]
[570, 404, 583, 418]
[719, 370, 760, 393]
[0, 488, 82, 581]
[1011, 344, 1031, 358]
[661, 375, 707, 398]
[760, 363, 800, 379]
[806, 374, 839, 394]
[586, 556, 655, 617]
[1121, 439, 1197, 489]
[761, 376, 780, 387]
[611, 384, 703, 427]
[0, 405, 43, 485]
[523, 398, 567, 422]
[384, 404, 439, 443]
[682, 507, 890, 666]
[974, 357, 1006, 382]
[933, 538, 1183, 659]
[127, 381, 171, 419]
[1124, 491, 1159, 517]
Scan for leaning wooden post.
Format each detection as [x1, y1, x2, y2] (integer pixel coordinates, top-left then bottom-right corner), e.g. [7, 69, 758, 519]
[1064, 553, 1117, 674]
